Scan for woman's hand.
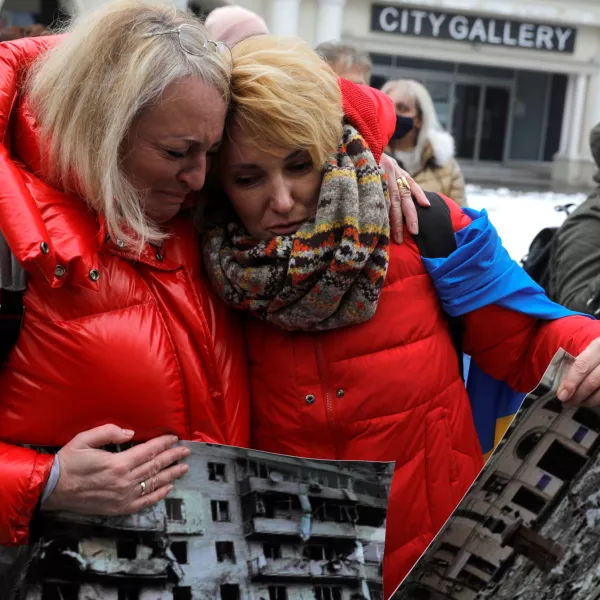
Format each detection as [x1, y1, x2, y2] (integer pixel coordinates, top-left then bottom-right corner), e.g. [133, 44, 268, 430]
[380, 153, 430, 244]
[557, 338, 600, 407]
[41, 424, 190, 516]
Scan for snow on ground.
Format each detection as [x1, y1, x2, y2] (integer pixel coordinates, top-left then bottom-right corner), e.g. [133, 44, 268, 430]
[465, 184, 588, 263]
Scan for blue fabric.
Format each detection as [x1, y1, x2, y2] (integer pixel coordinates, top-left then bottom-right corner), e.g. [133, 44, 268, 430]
[422, 208, 591, 454]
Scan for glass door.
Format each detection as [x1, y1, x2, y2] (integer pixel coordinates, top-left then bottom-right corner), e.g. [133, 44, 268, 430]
[479, 86, 510, 161]
[452, 84, 481, 160]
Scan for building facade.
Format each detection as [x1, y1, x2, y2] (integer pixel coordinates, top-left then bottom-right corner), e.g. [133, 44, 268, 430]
[26, 445, 392, 600]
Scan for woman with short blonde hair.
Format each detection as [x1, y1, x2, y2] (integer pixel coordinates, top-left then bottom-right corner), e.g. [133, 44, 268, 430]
[383, 78, 467, 206]
[202, 35, 600, 597]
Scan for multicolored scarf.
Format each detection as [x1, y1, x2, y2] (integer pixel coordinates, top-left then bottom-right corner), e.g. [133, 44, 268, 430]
[202, 124, 390, 331]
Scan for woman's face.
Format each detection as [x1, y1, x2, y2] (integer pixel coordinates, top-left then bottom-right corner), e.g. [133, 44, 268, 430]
[121, 77, 227, 224]
[393, 93, 422, 128]
[219, 122, 322, 241]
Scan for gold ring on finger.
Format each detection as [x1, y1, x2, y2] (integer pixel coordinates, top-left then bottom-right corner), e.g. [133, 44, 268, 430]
[140, 480, 147, 496]
[396, 176, 410, 190]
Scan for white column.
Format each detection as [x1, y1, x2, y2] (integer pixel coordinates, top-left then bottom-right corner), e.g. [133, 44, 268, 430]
[315, 0, 347, 45]
[567, 73, 588, 160]
[558, 75, 575, 156]
[270, 0, 301, 36]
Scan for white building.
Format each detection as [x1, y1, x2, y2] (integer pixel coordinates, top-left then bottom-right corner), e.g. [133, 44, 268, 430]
[4, 0, 600, 188]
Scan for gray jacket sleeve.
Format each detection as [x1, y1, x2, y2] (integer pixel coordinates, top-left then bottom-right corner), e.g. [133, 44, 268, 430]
[551, 192, 600, 315]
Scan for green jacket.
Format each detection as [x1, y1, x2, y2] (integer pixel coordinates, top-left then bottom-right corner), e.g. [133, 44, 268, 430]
[549, 122, 600, 315]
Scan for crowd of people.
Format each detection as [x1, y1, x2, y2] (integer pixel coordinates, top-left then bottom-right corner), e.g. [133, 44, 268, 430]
[1, 2, 600, 599]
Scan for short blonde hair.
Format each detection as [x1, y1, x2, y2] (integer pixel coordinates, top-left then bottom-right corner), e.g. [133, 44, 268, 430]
[26, 0, 231, 250]
[228, 36, 343, 168]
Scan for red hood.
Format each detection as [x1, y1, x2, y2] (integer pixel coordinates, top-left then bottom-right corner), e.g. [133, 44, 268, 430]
[339, 78, 396, 163]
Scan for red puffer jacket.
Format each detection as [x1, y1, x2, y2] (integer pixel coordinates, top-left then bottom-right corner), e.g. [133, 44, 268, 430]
[0, 37, 250, 545]
[246, 148, 600, 596]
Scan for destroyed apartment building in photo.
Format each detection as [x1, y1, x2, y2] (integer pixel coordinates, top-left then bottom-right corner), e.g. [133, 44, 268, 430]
[20, 444, 393, 600]
[393, 351, 600, 600]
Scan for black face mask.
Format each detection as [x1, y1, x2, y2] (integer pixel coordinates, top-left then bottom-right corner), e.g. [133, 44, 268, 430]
[391, 115, 414, 141]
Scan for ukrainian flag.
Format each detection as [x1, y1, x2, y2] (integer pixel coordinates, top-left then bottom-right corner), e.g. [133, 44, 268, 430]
[422, 208, 590, 460]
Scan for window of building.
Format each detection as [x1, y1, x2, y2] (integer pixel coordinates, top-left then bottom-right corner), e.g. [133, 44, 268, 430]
[166, 497, 184, 522]
[439, 542, 460, 556]
[118, 588, 141, 600]
[537, 440, 587, 481]
[220, 584, 240, 600]
[573, 407, 600, 433]
[248, 460, 270, 479]
[304, 544, 335, 561]
[466, 554, 497, 576]
[170, 541, 188, 564]
[456, 568, 488, 590]
[209, 462, 227, 482]
[116, 539, 137, 560]
[216, 541, 236, 563]
[573, 425, 589, 444]
[368, 584, 384, 600]
[212, 500, 231, 522]
[515, 430, 544, 461]
[263, 542, 282, 559]
[314, 586, 342, 600]
[511, 486, 546, 514]
[269, 586, 288, 600]
[482, 473, 508, 495]
[173, 587, 193, 600]
[41, 584, 80, 600]
[543, 398, 563, 413]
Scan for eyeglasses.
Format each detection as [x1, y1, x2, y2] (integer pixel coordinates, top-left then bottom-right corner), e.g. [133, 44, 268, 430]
[144, 24, 232, 65]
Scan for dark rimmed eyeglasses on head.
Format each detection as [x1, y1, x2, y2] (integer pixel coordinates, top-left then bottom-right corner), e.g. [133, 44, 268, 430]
[143, 23, 232, 63]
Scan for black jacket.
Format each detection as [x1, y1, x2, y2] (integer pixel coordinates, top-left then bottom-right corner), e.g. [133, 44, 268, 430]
[549, 123, 600, 315]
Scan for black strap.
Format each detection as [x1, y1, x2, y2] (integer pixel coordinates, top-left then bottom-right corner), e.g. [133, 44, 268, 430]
[0, 289, 24, 367]
[413, 192, 464, 380]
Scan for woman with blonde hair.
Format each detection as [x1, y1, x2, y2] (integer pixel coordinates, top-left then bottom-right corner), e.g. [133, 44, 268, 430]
[383, 78, 466, 206]
[0, 0, 428, 566]
[202, 35, 600, 597]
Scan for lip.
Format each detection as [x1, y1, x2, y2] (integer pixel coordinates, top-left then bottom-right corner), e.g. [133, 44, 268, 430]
[268, 220, 306, 235]
[160, 191, 189, 203]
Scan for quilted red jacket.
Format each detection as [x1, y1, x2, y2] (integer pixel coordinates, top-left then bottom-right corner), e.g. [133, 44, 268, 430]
[245, 108, 600, 597]
[0, 37, 250, 545]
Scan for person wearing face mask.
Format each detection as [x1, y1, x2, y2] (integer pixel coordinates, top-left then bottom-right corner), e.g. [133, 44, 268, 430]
[383, 79, 466, 207]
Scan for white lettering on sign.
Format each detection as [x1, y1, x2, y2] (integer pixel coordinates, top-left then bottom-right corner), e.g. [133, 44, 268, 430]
[449, 15, 469, 40]
[379, 6, 399, 32]
[556, 27, 573, 52]
[518, 23, 535, 48]
[411, 10, 427, 35]
[428, 12, 446, 37]
[372, 5, 576, 54]
[468, 18, 487, 43]
[488, 20, 502, 44]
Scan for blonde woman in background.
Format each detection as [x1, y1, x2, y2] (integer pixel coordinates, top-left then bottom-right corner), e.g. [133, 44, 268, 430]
[383, 78, 467, 206]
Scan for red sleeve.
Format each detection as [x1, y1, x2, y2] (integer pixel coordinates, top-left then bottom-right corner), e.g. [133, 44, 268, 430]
[339, 78, 396, 163]
[438, 197, 600, 391]
[0, 443, 54, 545]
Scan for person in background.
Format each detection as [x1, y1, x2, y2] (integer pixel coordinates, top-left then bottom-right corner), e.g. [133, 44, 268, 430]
[549, 121, 600, 315]
[204, 4, 268, 47]
[315, 41, 372, 86]
[202, 35, 600, 597]
[383, 78, 467, 206]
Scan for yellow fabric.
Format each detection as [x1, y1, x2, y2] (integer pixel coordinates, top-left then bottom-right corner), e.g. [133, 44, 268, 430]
[482, 413, 515, 462]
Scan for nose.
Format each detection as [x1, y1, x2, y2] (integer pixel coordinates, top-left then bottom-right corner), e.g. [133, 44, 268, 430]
[177, 154, 207, 192]
[269, 176, 295, 215]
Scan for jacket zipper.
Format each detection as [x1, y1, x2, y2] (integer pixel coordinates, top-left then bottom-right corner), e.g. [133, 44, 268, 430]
[314, 337, 339, 457]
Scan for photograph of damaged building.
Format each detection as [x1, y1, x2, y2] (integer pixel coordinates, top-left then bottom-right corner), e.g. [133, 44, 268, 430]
[24, 443, 393, 600]
[392, 350, 600, 600]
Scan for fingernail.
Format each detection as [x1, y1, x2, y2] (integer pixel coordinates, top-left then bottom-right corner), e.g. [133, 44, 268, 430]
[410, 221, 419, 235]
[167, 485, 174, 493]
[179, 464, 189, 473]
[122, 429, 134, 436]
[180, 447, 191, 456]
[557, 389, 568, 402]
[171, 436, 179, 444]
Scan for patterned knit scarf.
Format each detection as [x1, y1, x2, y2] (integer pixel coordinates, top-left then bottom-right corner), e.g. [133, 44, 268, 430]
[202, 124, 390, 331]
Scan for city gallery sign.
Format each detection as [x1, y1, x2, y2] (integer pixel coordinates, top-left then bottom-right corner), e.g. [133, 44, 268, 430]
[371, 4, 576, 54]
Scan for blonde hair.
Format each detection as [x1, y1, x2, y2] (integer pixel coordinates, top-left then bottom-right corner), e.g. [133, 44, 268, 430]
[227, 36, 343, 168]
[381, 79, 442, 151]
[26, 0, 231, 250]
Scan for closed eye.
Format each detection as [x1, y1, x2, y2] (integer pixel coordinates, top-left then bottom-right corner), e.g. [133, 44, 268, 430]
[288, 161, 313, 173]
[166, 149, 186, 159]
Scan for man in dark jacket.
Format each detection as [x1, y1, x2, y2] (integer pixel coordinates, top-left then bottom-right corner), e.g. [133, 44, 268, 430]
[550, 122, 600, 315]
